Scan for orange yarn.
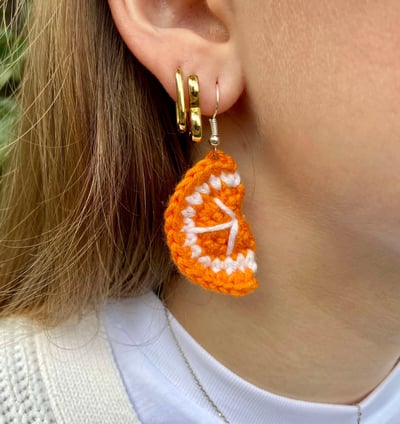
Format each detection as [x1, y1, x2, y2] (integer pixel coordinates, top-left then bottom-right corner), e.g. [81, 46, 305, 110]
[164, 151, 258, 296]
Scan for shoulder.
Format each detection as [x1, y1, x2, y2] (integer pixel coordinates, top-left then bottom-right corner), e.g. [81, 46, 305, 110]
[0, 311, 141, 423]
[0, 316, 56, 422]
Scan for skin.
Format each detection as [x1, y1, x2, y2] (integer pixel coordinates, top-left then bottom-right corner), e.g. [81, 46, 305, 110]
[109, 0, 400, 404]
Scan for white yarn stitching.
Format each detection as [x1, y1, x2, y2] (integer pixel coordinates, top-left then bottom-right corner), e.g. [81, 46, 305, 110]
[181, 172, 257, 274]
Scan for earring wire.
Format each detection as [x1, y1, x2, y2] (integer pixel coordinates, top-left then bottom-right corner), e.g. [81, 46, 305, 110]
[209, 82, 220, 152]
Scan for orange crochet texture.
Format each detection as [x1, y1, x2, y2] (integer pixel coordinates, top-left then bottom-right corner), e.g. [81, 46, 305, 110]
[164, 150, 258, 296]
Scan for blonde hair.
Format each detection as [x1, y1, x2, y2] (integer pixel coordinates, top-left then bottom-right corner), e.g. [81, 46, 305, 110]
[0, 1, 191, 326]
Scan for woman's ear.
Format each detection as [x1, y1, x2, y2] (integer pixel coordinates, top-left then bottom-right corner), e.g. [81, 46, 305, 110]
[107, 0, 243, 115]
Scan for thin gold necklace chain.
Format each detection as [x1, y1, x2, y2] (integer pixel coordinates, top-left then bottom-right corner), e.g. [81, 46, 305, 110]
[163, 304, 363, 424]
[163, 305, 230, 423]
[356, 404, 362, 424]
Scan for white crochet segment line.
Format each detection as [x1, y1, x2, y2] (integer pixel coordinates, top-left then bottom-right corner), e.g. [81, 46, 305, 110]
[181, 171, 257, 275]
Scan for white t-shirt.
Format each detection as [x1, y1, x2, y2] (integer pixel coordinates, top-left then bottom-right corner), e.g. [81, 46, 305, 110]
[103, 292, 400, 424]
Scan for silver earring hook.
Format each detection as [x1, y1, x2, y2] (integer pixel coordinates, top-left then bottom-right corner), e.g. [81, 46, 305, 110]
[212, 82, 220, 119]
[209, 82, 220, 152]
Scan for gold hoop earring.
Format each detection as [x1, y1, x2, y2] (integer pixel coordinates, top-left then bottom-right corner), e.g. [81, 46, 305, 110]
[188, 75, 202, 143]
[175, 68, 187, 133]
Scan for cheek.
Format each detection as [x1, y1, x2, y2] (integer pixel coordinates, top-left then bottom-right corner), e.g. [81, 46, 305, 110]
[236, 1, 400, 239]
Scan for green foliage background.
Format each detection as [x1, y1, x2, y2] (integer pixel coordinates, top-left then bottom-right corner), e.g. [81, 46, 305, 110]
[0, 1, 25, 168]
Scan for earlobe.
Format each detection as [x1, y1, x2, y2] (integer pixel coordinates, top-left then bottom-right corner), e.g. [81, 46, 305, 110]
[107, 0, 243, 115]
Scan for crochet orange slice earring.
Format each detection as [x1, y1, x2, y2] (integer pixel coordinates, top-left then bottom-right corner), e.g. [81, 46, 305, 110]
[164, 71, 258, 296]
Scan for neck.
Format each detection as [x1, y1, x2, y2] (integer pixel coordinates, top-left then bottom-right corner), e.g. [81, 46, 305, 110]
[165, 108, 400, 405]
